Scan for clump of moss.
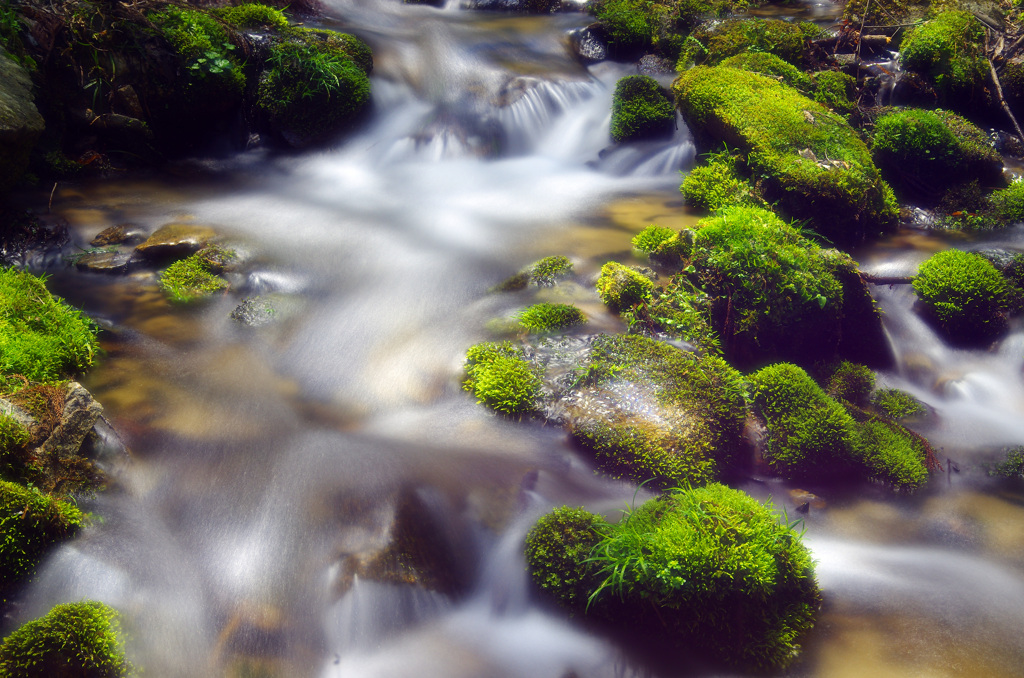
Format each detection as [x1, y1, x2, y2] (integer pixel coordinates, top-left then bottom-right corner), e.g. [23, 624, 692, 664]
[527, 485, 821, 670]
[674, 66, 897, 243]
[570, 334, 747, 487]
[988, 446, 1024, 479]
[463, 342, 540, 415]
[871, 109, 1002, 198]
[149, 6, 246, 102]
[912, 249, 1011, 345]
[530, 255, 573, 286]
[517, 303, 586, 332]
[632, 225, 677, 253]
[0, 481, 84, 596]
[900, 11, 988, 108]
[215, 3, 291, 30]
[857, 420, 930, 490]
[678, 19, 818, 70]
[812, 70, 856, 115]
[680, 150, 758, 212]
[159, 246, 233, 303]
[610, 76, 674, 143]
[0, 601, 131, 677]
[988, 181, 1024, 223]
[749, 362, 861, 481]
[257, 30, 371, 146]
[721, 52, 812, 91]
[523, 506, 603, 612]
[596, 262, 655, 312]
[0, 268, 100, 382]
[871, 388, 925, 420]
[826, 361, 875, 406]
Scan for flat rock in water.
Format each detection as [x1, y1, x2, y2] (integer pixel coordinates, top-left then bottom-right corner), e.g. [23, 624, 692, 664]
[91, 223, 144, 246]
[75, 250, 133, 274]
[135, 223, 216, 260]
[38, 382, 103, 460]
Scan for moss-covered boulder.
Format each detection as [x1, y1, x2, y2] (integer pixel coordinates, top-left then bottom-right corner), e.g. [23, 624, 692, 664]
[899, 11, 989, 111]
[674, 66, 898, 243]
[0, 267, 100, 382]
[610, 75, 674, 143]
[525, 485, 821, 670]
[0, 601, 130, 677]
[463, 341, 541, 415]
[987, 181, 1024, 223]
[871, 108, 1003, 200]
[595, 261, 655, 311]
[256, 28, 372, 147]
[1, 481, 84, 601]
[159, 246, 234, 303]
[912, 249, 1012, 345]
[0, 49, 44, 195]
[812, 70, 857, 116]
[492, 255, 575, 291]
[720, 51, 813, 91]
[564, 334, 747, 487]
[680, 149, 759, 211]
[677, 19, 819, 70]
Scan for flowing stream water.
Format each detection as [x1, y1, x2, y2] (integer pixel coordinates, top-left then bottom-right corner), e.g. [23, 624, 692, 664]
[7, 0, 1024, 676]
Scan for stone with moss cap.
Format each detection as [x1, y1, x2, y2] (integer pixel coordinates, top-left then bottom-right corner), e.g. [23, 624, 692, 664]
[0, 601, 131, 677]
[525, 485, 821, 670]
[680, 150, 759, 212]
[899, 11, 989, 111]
[674, 66, 897, 243]
[159, 245, 235, 303]
[564, 334, 747, 487]
[912, 249, 1012, 345]
[516, 303, 586, 333]
[595, 261, 655, 312]
[677, 19, 821, 70]
[463, 341, 540, 415]
[610, 75, 674, 143]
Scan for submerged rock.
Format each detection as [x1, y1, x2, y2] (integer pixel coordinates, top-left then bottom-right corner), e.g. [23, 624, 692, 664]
[73, 250, 133, 274]
[90, 224, 145, 247]
[135, 223, 217, 260]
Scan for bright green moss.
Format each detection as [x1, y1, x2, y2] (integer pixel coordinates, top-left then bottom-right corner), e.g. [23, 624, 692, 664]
[988, 181, 1024, 223]
[680, 150, 757, 211]
[463, 342, 540, 415]
[149, 6, 246, 100]
[573, 334, 747, 486]
[530, 255, 573, 286]
[857, 420, 929, 491]
[678, 19, 817, 69]
[912, 249, 1010, 344]
[257, 33, 371, 144]
[0, 480, 84, 594]
[871, 388, 925, 419]
[674, 66, 897, 242]
[686, 206, 845, 367]
[749, 362, 861, 480]
[596, 262, 655, 312]
[302, 28, 374, 75]
[0, 268, 99, 381]
[900, 11, 988, 105]
[0, 413, 29, 453]
[596, 0, 756, 59]
[632, 225, 676, 253]
[0, 601, 130, 677]
[812, 70, 856, 115]
[159, 246, 233, 303]
[215, 3, 291, 30]
[595, 0, 656, 56]
[624, 280, 722, 354]
[826, 361, 875, 406]
[517, 303, 586, 332]
[610, 76, 674, 143]
[582, 484, 820, 670]
[524, 506, 603, 612]
[872, 109, 1001, 194]
[721, 52, 812, 91]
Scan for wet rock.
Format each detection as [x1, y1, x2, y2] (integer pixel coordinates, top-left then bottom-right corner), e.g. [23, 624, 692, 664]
[789, 489, 827, 511]
[90, 223, 144, 247]
[0, 49, 45, 194]
[74, 250, 133, 274]
[231, 297, 277, 327]
[135, 223, 217, 261]
[569, 26, 607, 63]
[637, 54, 675, 75]
[0, 397, 34, 430]
[37, 382, 103, 460]
[976, 248, 1021, 272]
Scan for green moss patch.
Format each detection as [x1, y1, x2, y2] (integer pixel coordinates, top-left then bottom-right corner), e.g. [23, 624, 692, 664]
[680, 149, 759, 211]
[596, 262, 655, 312]
[523, 506, 603, 612]
[517, 303, 586, 332]
[214, 3, 291, 30]
[720, 51, 812, 91]
[149, 5, 246, 103]
[610, 75, 674, 143]
[900, 11, 988, 108]
[674, 66, 897, 243]
[826, 361, 875, 406]
[912, 249, 1011, 345]
[678, 19, 819, 70]
[871, 388, 926, 420]
[1, 480, 84, 596]
[0, 268, 99, 382]
[0, 601, 130, 677]
[526, 485, 821, 670]
[569, 334, 747, 487]
[159, 246, 233, 303]
[463, 341, 540, 415]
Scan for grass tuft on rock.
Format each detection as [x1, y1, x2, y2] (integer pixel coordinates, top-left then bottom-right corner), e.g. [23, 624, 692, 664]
[517, 303, 586, 332]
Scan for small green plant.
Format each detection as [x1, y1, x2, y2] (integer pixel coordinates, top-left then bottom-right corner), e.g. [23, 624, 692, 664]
[463, 342, 540, 415]
[871, 388, 925, 420]
[149, 6, 245, 94]
[517, 303, 586, 332]
[595, 262, 655, 312]
[912, 249, 1010, 345]
[988, 446, 1024, 479]
[529, 255, 573, 286]
[680, 149, 758, 211]
[159, 246, 234, 303]
[610, 75, 674, 143]
[826, 361, 875, 406]
[0, 267, 100, 381]
[0, 601, 131, 677]
[631, 225, 676, 253]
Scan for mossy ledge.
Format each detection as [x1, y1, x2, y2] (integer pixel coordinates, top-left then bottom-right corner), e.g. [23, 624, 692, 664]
[525, 485, 822, 671]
